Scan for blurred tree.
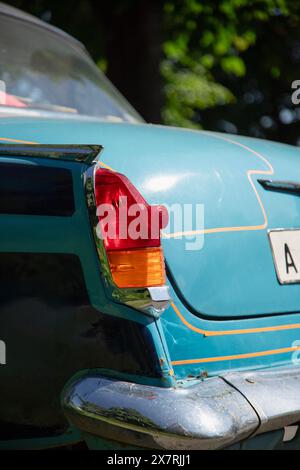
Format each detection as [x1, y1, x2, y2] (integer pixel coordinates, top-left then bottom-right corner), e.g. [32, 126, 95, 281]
[162, 0, 300, 144]
[99, 1, 163, 123]
[5, 0, 300, 144]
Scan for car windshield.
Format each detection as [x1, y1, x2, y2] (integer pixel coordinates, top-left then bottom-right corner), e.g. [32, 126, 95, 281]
[0, 13, 142, 122]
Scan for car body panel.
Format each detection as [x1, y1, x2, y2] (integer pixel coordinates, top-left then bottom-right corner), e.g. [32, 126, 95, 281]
[1, 2, 300, 450]
[2, 118, 300, 318]
[1, 117, 300, 386]
[0, 143, 175, 439]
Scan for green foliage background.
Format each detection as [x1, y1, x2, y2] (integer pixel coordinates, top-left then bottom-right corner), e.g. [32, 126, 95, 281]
[162, 0, 300, 144]
[6, 0, 300, 145]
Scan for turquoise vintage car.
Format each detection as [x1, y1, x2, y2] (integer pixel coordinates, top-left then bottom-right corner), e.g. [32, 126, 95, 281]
[1, 3, 300, 451]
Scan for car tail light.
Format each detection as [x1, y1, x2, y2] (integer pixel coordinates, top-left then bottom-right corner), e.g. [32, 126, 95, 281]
[107, 247, 165, 288]
[94, 168, 168, 289]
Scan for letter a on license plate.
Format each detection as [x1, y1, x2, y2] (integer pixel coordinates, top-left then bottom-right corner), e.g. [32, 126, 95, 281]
[269, 229, 300, 284]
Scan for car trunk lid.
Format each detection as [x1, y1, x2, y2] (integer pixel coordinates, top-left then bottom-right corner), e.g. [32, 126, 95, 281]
[159, 132, 300, 319]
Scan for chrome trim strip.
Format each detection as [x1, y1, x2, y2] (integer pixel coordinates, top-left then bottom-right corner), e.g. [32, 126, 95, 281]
[258, 179, 300, 195]
[223, 366, 300, 435]
[84, 163, 170, 317]
[63, 365, 300, 449]
[62, 374, 259, 450]
[0, 144, 103, 165]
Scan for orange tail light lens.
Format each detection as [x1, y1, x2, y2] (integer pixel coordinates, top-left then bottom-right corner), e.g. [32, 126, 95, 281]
[94, 168, 168, 290]
[107, 247, 166, 288]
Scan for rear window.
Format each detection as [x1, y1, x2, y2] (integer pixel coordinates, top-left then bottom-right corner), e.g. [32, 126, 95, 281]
[0, 14, 141, 122]
[0, 163, 74, 216]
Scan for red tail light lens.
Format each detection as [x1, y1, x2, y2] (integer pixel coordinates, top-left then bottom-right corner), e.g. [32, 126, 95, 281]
[94, 168, 168, 288]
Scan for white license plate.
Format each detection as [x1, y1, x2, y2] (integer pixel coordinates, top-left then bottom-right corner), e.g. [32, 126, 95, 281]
[269, 229, 300, 284]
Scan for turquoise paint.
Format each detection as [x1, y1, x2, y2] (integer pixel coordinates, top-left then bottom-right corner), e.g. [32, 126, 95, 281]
[1, 117, 300, 383]
[147, 320, 176, 387]
[2, 118, 300, 318]
[161, 284, 300, 379]
[0, 155, 151, 326]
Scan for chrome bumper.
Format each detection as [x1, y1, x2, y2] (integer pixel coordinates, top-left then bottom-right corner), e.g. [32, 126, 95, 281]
[62, 366, 300, 450]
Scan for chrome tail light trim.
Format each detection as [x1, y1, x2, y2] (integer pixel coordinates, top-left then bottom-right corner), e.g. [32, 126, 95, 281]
[84, 163, 170, 317]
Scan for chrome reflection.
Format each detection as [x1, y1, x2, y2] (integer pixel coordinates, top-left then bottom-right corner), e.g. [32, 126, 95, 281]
[0, 143, 103, 164]
[258, 178, 300, 195]
[63, 365, 300, 450]
[62, 373, 258, 450]
[144, 174, 186, 193]
[84, 163, 170, 317]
